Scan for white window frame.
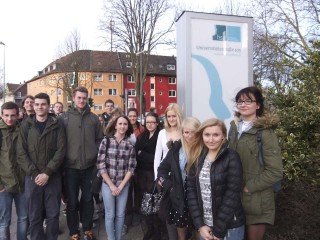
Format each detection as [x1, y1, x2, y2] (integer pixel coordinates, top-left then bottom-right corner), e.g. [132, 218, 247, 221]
[94, 88, 103, 96]
[168, 77, 176, 84]
[150, 83, 155, 90]
[94, 104, 103, 111]
[127, 89, 136, 96]
[151, 96, 155, 102]
[93, 73, 103, 81]
[109, 89, 117, 95]
[127, 75, 134, 82]
[167, 64, 176, 70]
[169, 90, 176, 97]
[109, 74, 117, 82]
[126, 62, 133, 68]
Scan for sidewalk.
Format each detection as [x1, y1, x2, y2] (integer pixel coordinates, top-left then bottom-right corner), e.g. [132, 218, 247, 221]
[10, 204, 145, 240]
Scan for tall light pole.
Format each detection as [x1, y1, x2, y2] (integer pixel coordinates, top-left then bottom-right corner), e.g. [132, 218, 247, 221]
[0, 41, 5, 103]
[110, 19, 115, 52]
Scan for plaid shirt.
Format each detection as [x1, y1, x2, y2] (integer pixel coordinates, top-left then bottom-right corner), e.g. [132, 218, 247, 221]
[97, 136, 136, 186]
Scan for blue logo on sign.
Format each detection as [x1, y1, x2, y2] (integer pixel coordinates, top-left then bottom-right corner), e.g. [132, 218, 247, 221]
[192, 54, 231, 120]
[212, 25, 241, 42]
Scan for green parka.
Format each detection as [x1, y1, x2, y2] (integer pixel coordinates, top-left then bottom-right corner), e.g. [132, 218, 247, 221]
[228, 114, 283, 225]
[0, 120, 25, 193]
[17, 115, 66, 178]
[60, 106, 103, 170]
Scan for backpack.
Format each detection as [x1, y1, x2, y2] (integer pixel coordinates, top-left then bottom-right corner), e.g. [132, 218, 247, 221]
[257, 130, 282, 192]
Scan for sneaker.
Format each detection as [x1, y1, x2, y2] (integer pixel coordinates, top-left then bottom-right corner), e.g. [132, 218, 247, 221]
[70, 234, 80, 240]
[83, 230, 96, 240]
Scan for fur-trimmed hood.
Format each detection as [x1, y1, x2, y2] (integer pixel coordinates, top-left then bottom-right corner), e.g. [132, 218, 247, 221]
[233, 112, 279, 130]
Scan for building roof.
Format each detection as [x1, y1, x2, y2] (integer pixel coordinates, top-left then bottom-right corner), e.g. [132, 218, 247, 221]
[27, 50, 176, 83]
[7, 83, 21, 93]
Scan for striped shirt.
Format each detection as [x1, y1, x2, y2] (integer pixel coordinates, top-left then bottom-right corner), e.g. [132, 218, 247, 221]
[97, 136, 136, 186]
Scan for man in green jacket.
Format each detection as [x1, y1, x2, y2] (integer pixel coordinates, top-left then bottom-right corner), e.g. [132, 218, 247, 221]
[17, 93, 66, 240]
[61, 86, 103, 240]
[0, 102, 27, 240]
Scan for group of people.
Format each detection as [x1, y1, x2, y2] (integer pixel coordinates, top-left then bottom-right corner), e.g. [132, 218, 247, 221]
[0, 85, 283, 240]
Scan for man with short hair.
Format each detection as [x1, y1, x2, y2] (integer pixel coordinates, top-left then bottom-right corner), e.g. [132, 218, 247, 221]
[53, 102, 64, 116]
[0, 102, 28, 240]
[102, 99, 114, 126]
[17, 93, 66, 240]
[61, 86, 103, 240]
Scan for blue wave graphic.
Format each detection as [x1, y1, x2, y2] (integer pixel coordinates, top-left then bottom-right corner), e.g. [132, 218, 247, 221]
[192, 54, 231, 120]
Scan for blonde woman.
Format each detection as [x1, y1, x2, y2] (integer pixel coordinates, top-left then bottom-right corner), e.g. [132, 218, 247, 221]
[187, 118, 245, 240]
[158, 117, 201, 240]
[154, 103, 183, 179]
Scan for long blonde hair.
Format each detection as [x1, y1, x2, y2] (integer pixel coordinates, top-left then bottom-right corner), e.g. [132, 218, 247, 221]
[186, 118, 227, 171]
[181, 117, 201, 162]
[163, 103, 183, 131]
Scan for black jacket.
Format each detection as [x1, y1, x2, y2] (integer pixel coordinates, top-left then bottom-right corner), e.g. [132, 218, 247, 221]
[157, 140, 186, 215]
[187, 143, 245, 238]
[135, 128, 160, 171]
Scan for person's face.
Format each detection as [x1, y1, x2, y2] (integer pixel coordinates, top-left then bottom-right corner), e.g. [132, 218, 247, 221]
[145, 116, 158, 133]
[54, 103, 63, 115]
[34, 98, 50, 118]
[73, 91, 88, 110]
[182, 127, 196, 145]
[105, 102, 114, 114]
[202, 125, 224, 152]
[115, 117, 129, 136]
[2, 109, 18, 126]
[166, 110, 177, 127]
[24, 98, 34, 112]
[128, 111, 138, 125]
[236, 94, 260, 120]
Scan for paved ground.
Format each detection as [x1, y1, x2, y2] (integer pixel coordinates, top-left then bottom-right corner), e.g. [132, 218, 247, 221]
[10, 203, 145, 240]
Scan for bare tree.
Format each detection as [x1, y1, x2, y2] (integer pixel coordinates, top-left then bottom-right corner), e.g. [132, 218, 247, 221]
[99, 0, 174, 114]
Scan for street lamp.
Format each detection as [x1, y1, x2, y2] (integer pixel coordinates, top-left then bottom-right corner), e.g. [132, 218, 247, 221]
[136, 50, 146, 123]
[110, 19, 115, 52]
[0, 41, 5, 103]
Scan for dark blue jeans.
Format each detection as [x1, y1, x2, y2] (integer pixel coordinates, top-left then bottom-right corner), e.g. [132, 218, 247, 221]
[25, 174, 62, 240]
[0, 191, 28, 240]
[65, 167, 94, 236]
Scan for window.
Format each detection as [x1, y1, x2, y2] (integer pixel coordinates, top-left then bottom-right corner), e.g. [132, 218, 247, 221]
[159, 78, 163, 82]
[167, 64, 176, 70]
[94, 89, 103, 96]
[159, 91, 163, 96]
[149, 64, 153, 69]
[94, 104, 103, 110]
[168, 77, 176, 84]
[56, 89, 62, 96]
[17, 91, 22, 97]
[128, 89, 136, 96]
[93, 73, 103, 81]
[150, 83, 155, 90]
[151, 96, 155, 102]
[127, 75, 134, 82]
[109, 74, 117, 81]
[126, 62, 132, 68]
[169, 90, 176, 97]
[109, 89, 117, 95]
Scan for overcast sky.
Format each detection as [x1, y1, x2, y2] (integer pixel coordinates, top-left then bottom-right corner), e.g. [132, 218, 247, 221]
[0, 0, 226, 84]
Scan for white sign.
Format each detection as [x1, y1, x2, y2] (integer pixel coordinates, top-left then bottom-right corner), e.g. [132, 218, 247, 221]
[177, 12, 253, 124]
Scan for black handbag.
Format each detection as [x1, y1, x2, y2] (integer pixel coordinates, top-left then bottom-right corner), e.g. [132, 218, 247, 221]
[90, 137, 110, 194]
[140, 181, 164, 215]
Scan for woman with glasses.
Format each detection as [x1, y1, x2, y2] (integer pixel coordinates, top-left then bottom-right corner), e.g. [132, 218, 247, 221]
[228, 86, 283, 240]
[187, 118, 245, 240]
[135, 112, 162, 240]
[158, 117, 201, 240]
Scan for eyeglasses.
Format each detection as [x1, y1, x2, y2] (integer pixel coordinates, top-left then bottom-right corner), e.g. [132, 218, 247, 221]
[236, 99, 256, 106]
[146, 122, 157, 124]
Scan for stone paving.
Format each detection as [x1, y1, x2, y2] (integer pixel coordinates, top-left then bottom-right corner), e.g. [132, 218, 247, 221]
[9, 204, 145, 240]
